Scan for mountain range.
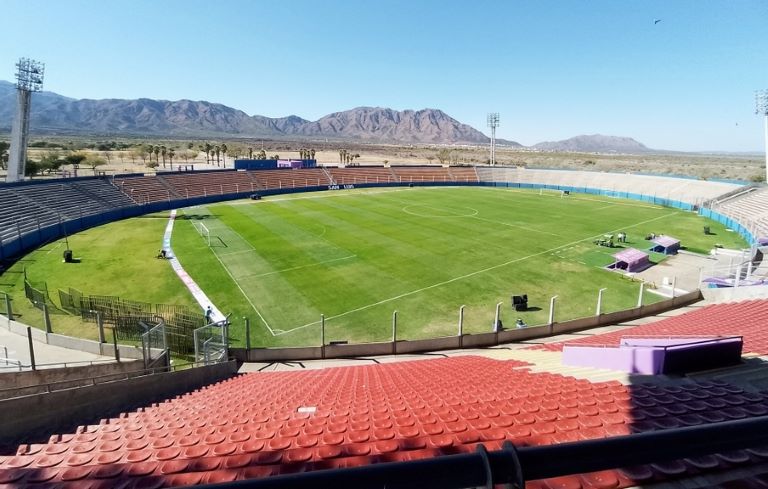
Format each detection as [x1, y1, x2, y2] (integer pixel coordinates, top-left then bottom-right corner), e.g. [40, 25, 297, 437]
[0, 80, 651, 152]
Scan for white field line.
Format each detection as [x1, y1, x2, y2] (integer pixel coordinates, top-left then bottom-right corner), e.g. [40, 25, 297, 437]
[217, 249, 257, 257]
[208, 244, 276, 335]
[181, 208, 275, 335]
[593, 204, 618, 211]
[226, 187, 419, 206]
[469, 215, 561, 236]
[45, 242, 64, 255]
[274, 211, 678, 335]
[240, 255, 357, 279]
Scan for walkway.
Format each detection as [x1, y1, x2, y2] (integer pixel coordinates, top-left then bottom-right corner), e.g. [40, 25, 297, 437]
[0, 319, 113, 371]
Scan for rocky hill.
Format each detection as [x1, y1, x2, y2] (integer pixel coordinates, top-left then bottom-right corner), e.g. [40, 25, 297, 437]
[532, 134, 650, 153]
[0, 81, 495, 144]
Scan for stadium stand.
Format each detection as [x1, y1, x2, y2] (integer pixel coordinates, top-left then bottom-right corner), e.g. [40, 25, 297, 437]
[0, 179, 136, 242]
[158, 171, 258, 199]
[328, 167, 397, 185]
[114, 175, 179, 204]
[531, 299, 768, 354]
[391, 166, 452, 183]
[711, 186, 768, 239]
[2, 355, 768, 488]
[1, 167, 768, 488]
[446, 166, 479, 182]
[474, 167, 741, 207]
[248, 168, 331, 190]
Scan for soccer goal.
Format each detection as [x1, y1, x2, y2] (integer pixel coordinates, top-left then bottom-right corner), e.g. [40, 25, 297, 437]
[195, 222, 212, 246]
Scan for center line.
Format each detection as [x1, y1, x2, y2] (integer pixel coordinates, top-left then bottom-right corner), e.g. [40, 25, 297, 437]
[274, 211, 676, 335]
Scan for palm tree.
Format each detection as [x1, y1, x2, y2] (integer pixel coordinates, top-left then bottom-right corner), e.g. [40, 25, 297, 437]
[153, 146, 160, 165]
[168, 149, 175, 169]
[160, 146, 167, 168]
[310, 149, 316, 160]
[248, 147, 254, 159]
[221, 143, 227, 168]
[146, 145, 155, 163]
[203, 143, 212, 164]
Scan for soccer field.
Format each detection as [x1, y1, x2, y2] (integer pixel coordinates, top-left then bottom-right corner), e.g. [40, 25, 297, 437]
[170, 186, 745, 348]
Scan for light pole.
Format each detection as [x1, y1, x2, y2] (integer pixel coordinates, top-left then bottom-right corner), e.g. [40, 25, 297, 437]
[487, 113, 499, 166]
[8, 58, 44, 182]
[756, 90, 768, 184]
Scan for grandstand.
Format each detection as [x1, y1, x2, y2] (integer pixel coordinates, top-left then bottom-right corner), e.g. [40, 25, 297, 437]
[710, 186, 768, 239]
[2, 165, 768, 488]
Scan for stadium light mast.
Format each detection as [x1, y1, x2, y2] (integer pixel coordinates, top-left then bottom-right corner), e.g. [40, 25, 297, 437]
[7, 58, 44, 183]
[756, 89, 768, 185]
[487, 112, 499, 166]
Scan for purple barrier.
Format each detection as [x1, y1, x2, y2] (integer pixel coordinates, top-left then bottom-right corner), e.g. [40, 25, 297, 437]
[562, 336, 743, 375]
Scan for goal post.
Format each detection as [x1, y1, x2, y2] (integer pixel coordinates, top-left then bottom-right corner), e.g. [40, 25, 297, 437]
[195, 222, 211, 246]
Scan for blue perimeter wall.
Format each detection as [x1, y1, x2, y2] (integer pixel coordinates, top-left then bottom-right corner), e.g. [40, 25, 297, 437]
[0, 180, 755, 261]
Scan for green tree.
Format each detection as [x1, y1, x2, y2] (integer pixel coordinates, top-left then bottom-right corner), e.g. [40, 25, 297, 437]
[25, 159, 40, 177]
[160, 145, 167, 168]
[85, 154, 107, 175]
[221, 143, 227, 168]
[145, 144, 155, 163]
[214, 145, 221, 166]
[0, 141, 10, 170]
[168, 149, 175, 169]
[435, 148, 452, 165]
[39, 151, 64, 174]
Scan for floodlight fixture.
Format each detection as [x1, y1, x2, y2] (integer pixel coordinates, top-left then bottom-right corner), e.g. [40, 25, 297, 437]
[757, 90, 768, 184]
[15, 58, 45, 92]
[487, 113, 500, 166]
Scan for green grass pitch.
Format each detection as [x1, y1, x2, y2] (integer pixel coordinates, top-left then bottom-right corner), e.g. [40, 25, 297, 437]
[169, 186, 745, 347]
[7, 186, 746, 348]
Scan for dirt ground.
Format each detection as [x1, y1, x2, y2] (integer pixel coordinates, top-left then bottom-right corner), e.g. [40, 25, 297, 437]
[9, 139, 766, 182]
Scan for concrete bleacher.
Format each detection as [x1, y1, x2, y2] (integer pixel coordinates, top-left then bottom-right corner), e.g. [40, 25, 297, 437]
[712, 186, 768, 239]
[475, 167, 742, 207]
[159, 171, 258, 199]
[391, 166, 452, 183]
[113, 176, 178, 204]
[0, 179, 137, 242]
[249, 168, 331, 190]
[329, 167, 397, 185]
[2, 354, 768, 488]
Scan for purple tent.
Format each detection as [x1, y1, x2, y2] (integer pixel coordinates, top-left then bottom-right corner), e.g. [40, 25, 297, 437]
[605, 248, 651, 273]
[649, 235, 680, 255]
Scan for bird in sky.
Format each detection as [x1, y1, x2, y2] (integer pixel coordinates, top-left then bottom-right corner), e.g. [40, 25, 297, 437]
[654, 19, 662, 24]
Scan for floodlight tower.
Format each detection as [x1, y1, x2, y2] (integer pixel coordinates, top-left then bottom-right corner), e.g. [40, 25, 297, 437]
[756, 89, 768, 185]
[7, 58, 45, 182]
[487, 112, 499, 166]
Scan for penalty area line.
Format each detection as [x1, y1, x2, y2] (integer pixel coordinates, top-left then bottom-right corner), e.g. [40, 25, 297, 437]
[274, 211, 677, 336]
[209, 248, 276, 335]
[240, 255, 357, 279]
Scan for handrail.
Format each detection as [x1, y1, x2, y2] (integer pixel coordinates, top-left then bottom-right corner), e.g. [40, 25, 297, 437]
[0, 361, 200, 400]
[192, 415, 768, 489]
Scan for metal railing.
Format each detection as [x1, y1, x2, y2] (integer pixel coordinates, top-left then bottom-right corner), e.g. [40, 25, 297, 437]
[0, 361, 196, 400]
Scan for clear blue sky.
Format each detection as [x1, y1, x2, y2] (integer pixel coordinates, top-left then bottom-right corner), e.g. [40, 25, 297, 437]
[2, 0, 767, 152]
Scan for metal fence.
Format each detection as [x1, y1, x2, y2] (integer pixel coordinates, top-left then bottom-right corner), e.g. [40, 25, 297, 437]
[55, 286, 206, 356]
[194, 320, 229, 365]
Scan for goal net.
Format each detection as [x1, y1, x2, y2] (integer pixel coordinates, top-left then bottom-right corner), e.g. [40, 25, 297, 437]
[195, 222, 211, 246]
